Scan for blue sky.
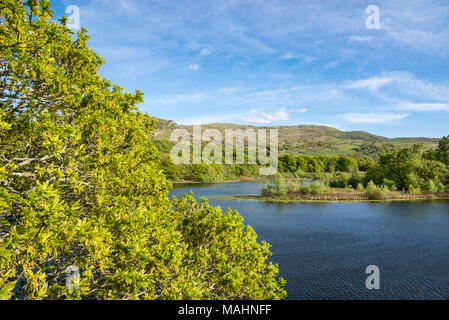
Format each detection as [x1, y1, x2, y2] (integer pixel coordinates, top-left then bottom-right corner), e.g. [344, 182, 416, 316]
[52, 0, 449, 138]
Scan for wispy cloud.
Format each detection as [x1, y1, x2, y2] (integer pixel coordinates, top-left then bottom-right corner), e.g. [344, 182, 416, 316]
[242, 108, 290, 124]
[189, 64, 200, 71]
[340, 113, 410, 124]
[54, 0, 449, 137]
[347, 35, 376, 44]
[344, 72, 449, 102]
[345, 76, 395, 91]
[200, 49, 211, 55]
[379, 2, 449, 52]
[398, 102, 449, 112]
[280, 52, 297, 60]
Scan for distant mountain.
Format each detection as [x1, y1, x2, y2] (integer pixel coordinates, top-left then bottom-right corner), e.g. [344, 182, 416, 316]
[153, 118, 440, 158]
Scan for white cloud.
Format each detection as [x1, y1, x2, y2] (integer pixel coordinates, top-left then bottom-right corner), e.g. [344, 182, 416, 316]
[398, 102, 449, 112]
[302, 56, 318, 64]
[218, 87, 241, 94]
[242, 108, 290, 124]
[330, 89, 340, 96]
[347, 35, 374, 43]
[200, 49, 211, 55]
[324, 60, 340, 69]
[344, 72, 449, 104]
[340, 113, 409, 124]
[345, 76, 394, 91]
[379, 3, 449, 53]
[189, 64, 200, 71]
[296, 108, 308, 113]
[280, 52, 297, 60]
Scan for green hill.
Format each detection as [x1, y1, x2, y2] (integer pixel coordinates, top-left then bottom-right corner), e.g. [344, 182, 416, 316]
[153, 118, 440, 158]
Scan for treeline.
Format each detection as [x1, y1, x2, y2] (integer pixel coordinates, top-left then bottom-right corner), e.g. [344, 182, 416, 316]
[261, 137, 449, 200]
[308, 137, 449, 194]
[156, 139, 273, 181]
[155, 139, 374, 181]
[160, 160, 263, 182]
[319, 139, 449, 193]
[278, 154, 372, 175]
[364, 138, 449, 193]
[157, 136, 449, 195]
[158, 154, 371, 182]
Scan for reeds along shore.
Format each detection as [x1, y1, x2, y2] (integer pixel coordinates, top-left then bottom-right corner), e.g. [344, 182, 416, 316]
[260, 187, 449, 201]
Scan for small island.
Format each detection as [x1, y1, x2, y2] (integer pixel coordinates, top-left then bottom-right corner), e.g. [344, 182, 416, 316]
[212, 141, 449, 203]
[214, 182, 449, 203]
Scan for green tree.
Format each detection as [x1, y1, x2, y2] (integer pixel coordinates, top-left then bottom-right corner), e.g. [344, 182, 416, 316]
[279, 155, 296, 173]
[336, 156, 358, 172]
[366, 144, 448, 192]
[436, 135, 449, 165]
[423, 180, 438, 193]
[0, 0, 285, 300]
[364, 181, 389, 200]
[274, 175, 287, 195]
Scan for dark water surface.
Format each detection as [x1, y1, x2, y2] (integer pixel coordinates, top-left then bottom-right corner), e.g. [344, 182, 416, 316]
[170, 182, 449, 300]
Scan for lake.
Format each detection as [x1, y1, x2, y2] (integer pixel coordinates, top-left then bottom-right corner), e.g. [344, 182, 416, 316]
[170, 181, 449, 300]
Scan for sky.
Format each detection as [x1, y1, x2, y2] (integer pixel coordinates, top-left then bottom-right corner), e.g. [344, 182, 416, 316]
[51, 0, 449, 138]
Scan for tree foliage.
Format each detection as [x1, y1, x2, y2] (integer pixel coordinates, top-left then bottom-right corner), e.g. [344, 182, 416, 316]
[276, 154, 363, 176]
[436, 135, 449, 165]
[0, 0, 285, 300]
[366, 144, 448, 192]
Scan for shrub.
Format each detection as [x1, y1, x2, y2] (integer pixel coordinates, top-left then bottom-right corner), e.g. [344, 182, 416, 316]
[382, 178, 397, 191]
[329, 172, 351, 188]
[423, 179, 438, 193]
[299, 181, 331, 195]
[408, 185, 421, 194]
[274, 175, 288, 195]
[436, 182, 446, 192]
[364, 181, 389, 200]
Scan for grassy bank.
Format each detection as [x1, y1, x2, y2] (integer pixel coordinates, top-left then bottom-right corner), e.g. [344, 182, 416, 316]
[213, 188, 449, 203]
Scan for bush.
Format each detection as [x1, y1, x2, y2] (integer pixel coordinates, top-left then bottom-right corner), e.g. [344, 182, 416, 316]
[364, 181, 389, 200]
[382, 178, 397, 191]
[423, 180, 438, 193]
[408, 185, 421, 194]
[329, 172, 351, 188]
[437, 182, 446, 192]
[274, 175, 288, 195]
[299, 181, 331, 195]
[261, 179, 330, 197]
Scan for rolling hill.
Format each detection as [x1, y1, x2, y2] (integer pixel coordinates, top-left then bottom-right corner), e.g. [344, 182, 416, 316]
[152, 118, 440, 158]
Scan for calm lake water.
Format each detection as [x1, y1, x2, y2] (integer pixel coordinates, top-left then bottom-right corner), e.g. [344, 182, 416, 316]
[170, 181, 449, 300]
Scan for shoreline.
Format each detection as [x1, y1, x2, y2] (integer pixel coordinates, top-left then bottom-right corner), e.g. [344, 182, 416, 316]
[212, 189, 449, 203]
[170, 177, 312, 184]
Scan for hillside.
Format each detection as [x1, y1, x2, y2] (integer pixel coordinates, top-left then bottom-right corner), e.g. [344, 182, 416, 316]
[153, 118, 440, 158]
